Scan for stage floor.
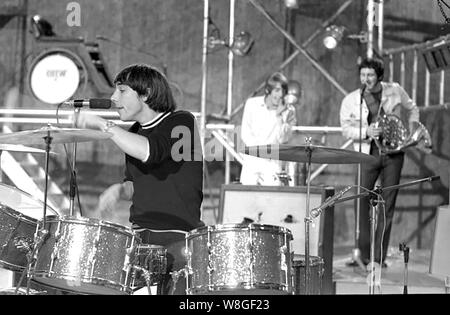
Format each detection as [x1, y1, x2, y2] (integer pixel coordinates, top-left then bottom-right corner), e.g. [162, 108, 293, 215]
[332, 246, 448, 294]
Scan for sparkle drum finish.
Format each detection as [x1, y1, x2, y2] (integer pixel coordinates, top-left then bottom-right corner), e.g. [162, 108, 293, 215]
[186, 223, 293, 295]
[31, 216, 140, 295]
[0, 183, 58, 271]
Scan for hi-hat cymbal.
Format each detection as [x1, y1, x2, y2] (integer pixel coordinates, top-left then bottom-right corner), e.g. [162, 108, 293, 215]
[0, 125, 112, 145]
[243, 144, 377, 164]
[0, 144, 56, 154]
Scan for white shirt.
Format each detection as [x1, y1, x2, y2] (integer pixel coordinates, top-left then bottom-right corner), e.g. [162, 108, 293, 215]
[240, 95, 296, 185]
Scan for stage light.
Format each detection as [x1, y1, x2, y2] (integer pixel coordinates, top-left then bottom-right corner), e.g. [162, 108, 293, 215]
[208, 31, 254, 56]
[230, 31, 254, 56]
[30, 15, 56, 39]
[323, 25, 345, 50]
[284, 0, 299, 9]
[323, 25, 368, 50]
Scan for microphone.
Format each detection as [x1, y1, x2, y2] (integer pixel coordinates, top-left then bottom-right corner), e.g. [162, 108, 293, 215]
[360, 84, 366, 94]
[310, 185, 353, 219]
[64, 99, 112, 109]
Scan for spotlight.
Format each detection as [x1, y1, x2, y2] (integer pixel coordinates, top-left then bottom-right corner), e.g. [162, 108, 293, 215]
[230, 31, 254, 56]
[30, 15, 56, 39]
[208, 31, 254, 56]
[284, 0, 299, 9]
[323, 25, 368, 50]
[323, 25, 345, 50]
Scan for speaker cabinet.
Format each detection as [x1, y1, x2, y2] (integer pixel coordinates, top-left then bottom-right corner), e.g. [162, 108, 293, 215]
[430, 205, 450, 276]
[218, 184, 335, 294]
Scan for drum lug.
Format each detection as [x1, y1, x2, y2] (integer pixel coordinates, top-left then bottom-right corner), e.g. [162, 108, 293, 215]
[185, 248, 193, 274]
[280, 245, 288, 271]
[123, 246, 135, 272]
[12, 236, 33, 253]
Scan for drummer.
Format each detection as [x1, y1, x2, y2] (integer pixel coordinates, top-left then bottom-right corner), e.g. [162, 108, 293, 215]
[240, 72, 297, 186]
[73, 64, 204, 295]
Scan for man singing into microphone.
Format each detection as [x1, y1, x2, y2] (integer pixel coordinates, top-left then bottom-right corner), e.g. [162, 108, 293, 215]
[339, 57, 419, 269]
[73, 64, 204, 294]
[240, 72, 297, 186]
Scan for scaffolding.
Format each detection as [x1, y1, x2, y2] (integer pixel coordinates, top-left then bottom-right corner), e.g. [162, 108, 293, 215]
[199, 0, 386, 186]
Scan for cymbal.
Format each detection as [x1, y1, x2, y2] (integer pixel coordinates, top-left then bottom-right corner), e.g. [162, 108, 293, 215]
[243, 144, 377, 164]
[0, 126, 112, 145]
[0, 144, 56, 154]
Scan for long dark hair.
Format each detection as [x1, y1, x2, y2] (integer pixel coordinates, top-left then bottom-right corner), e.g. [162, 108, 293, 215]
[359, 57, 384, 81]
[113, 64, 177, 112]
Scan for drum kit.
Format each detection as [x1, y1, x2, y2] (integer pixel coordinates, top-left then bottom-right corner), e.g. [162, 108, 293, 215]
[0, 124, 436, 295]
[0, 125, 163, 295]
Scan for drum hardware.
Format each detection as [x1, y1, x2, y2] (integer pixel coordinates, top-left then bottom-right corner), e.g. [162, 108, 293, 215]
[0, 183, 59, 295]
[131, 265, 153, 295]
[244, 141, 377, 294]
[399, 242, 410, 295]
[129, 244, 167, 295]
[316, 175, 440, 294]
[0, 124, 114, 295]
[170, 268, 186, 295]
[15, 228, 50, 296]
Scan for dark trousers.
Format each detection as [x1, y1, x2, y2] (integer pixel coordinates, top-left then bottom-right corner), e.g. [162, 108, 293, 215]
[358, 144, 404, 264]
[136, 229, 187, 295]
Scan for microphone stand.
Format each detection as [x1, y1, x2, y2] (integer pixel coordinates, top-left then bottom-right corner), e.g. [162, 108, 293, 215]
[311, 175, 440, 294]
[350, 85, 366, 271]
[399, 242, 409, 294]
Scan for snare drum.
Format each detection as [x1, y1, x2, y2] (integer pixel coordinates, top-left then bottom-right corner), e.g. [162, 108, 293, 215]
[0, 183, 58, 271]
[31, 216, 140, 295]
[186, 223, 293, 295]
[131, 244, 167, 289]
[292, 255, 324, 295]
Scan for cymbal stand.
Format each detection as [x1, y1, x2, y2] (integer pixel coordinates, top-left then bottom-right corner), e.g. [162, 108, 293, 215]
[41, 128, 52, 228]
[69, 108, 80, 217]
[303, 137, 313, 295]
[399, 242, 409, 294]
[328, 176, 440, 294]
[16, 128, 53, 294]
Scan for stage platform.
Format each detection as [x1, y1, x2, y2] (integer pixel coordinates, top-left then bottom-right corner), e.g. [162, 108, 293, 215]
[332, 246, 448, 294]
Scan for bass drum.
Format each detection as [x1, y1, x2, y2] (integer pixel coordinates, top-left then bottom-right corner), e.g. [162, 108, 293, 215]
[0, 183, 59, 271]
[186, 223, 293, 295]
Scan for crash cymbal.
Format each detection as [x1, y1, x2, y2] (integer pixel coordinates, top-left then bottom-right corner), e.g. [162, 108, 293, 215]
[243, 144, 377, 164]
[0, 144, 56, 154]
[0, 125, 112, 145]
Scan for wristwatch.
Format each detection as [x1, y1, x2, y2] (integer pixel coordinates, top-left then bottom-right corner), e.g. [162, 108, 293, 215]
[102, 120, 116, 132]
